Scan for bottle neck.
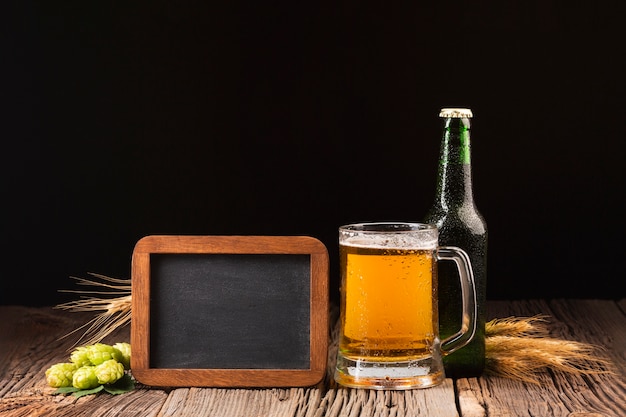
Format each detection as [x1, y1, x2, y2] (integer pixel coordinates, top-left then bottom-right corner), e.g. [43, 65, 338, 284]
[435, 117, 474, 208]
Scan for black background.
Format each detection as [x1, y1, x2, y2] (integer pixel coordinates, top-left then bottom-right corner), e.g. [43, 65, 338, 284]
[3, 1, 624, 306]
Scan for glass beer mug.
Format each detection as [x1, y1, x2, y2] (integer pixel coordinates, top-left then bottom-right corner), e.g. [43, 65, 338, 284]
[334, 222, 477, 389]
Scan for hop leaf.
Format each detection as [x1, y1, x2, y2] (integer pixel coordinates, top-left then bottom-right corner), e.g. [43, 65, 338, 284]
[45, 363, 77, 388]
[113, 342, 131, 370]
[103, 374, 135, 395]
[72, 366, 100, 389]
[95, 359, 124, 385]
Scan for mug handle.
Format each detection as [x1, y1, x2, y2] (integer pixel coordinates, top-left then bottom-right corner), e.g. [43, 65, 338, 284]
[436, 246, 478, 355]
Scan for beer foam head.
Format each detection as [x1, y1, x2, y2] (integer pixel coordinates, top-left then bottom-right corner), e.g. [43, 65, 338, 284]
[339, 223, 438, 250]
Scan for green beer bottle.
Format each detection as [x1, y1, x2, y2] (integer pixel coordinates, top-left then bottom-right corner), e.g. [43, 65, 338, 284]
[424, 107, 487, 378]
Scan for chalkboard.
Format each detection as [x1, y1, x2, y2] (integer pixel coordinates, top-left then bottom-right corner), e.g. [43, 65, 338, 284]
[131, 235, 329, 388]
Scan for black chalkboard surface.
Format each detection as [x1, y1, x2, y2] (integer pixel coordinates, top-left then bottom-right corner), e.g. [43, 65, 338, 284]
[131, 235, 328, 388]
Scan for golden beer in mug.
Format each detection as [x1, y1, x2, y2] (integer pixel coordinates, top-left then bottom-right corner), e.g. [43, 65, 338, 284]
[335, 223, 476, 390]
[340, 245, 436, 360]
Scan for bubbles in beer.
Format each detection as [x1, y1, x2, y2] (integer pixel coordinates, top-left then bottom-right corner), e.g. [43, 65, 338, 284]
[340, 229, 437, 250]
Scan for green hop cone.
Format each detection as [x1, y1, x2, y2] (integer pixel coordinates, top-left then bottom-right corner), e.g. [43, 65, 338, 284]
[72, 366, 100, 389]
[45, 363, 77, 388]
[113, 342, 131, 370]
[70, 346, 92, 367]
[85, 343, 124, 366]
[94, 359, 124, 385]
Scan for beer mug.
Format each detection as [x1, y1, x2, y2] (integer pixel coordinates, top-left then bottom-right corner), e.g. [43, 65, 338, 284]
[334, 222, 477, 389]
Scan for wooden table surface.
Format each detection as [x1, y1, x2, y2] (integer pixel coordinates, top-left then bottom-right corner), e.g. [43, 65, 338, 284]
[1, 299, 625, 417]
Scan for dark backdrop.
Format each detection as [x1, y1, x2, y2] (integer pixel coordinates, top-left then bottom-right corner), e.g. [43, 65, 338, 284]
[3, 1, 624, 306]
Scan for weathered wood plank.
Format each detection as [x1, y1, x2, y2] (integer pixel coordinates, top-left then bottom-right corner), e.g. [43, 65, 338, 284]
[0, 306, 169, 417]
[456, 299, 626, 417]
[548, 299, 626, 378]
[313, 382, 459, 417]
[2, 300, 625, 416]
[0, 387, 78, 417]
[155, 388, 319, 417]
[0, 389, 166, 417]
[0, 306, 102, 402]
[52, 389, 168, 417]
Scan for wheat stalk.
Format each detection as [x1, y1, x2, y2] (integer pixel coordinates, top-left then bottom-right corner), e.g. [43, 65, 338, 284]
[55, 273, 132, 348]
[485, 316, 613, 384]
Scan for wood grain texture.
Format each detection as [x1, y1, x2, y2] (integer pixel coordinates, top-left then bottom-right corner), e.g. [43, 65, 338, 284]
[459, 299, 626, 417]
[1, 299, 625, 416]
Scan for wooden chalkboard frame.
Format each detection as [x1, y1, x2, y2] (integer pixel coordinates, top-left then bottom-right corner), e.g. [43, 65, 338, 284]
[131, 235, 329, 388]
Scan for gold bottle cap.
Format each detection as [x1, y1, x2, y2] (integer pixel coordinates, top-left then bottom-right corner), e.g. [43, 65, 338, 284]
[439, 108, 473, 118]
